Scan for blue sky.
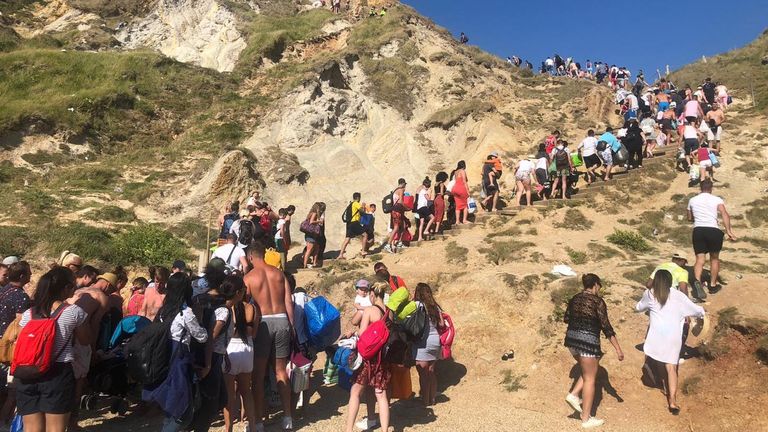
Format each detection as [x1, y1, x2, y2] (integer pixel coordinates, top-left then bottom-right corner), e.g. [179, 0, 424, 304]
[402, 0, 767, 78]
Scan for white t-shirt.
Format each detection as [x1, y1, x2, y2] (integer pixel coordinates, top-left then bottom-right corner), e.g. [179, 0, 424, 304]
[683, 125, 698, 139]
[355, 295, 372, 308]
[516, 160, 534, 176]
[275, 219, 285, 240]
[626, 94, 639, 110]
[212, 244, 246, 270]
[688, 193, 724, 228]
[578, 137, 598, 157]
[535, 156, 548, 170]
[170, 306, 208, 346]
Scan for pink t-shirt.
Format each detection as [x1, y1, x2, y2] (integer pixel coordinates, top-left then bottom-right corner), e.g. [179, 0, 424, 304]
[684, 100, 700, 118]
[697, 148, 710, 162]
[126, 293, 145, 316]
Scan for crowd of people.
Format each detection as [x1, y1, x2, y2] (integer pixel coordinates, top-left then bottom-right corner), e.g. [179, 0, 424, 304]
[0, 66, 739, 431]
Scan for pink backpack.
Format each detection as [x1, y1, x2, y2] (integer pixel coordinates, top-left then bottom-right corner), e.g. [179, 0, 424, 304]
[357, 306, 390, 361]
[438, 312, 455, 360]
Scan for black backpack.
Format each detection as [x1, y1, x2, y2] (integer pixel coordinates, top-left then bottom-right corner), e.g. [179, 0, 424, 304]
[238, 219, 255, 245]
[341, 202, 354, 223]
[401, 305, 428, 342]
[125, 320, 173, 387]
[555, 148, 570, 170]
[597, 140, 607, 152]
[381, 192, 394, 214]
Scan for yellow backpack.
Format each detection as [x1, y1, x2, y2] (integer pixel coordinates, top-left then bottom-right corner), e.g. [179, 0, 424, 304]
[264, 248, 283, 271]
[0, 316, 21, 365]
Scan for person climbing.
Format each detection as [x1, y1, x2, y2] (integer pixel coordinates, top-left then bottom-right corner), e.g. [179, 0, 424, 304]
[385, 178, 407, 254]
[578, 129, 600, 185]
[549, 140, 573, 200]
[564, 273, 624, 429]
[339, 192, 368, 259]
[623, 119, 645, 170]
[459, 32, 468, 44]
[705, 103, 725, 153]
[412, 283, 444, 406]
[432, 172, 448, 234]
[450, 161, 470, 223]
[636, 270, 705, 415]
[513, 156, 536, 206]
[415, 178, 435, 241]
[302, 202, 326, 268]
[696, 142, 715, 181]
[687, 179, 737, 295]
[480, 156, 500, 212]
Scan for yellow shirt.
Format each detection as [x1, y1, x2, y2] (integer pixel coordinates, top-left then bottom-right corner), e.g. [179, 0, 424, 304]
[650, 262, 689, 290]
[351, 201, 362, 223]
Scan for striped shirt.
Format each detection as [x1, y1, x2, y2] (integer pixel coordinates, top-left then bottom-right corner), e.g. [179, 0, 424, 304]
[19, 304, 88, 363]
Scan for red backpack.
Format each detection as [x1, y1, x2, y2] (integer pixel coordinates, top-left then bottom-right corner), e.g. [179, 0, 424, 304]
[357, 306, 390, 361]
[438, 312, 456, 360]
[11, 304, 71, 380]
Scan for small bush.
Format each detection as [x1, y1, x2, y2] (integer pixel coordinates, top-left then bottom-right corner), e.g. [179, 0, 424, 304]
[589, 243, 625, 260]
[480, 240, 534, 265]
[59, 166, 120, 191]
[167, 218, 214, 248]
[0, 226, 34, 257]
[622, 263, 656, 285]
[110, 224, 189, 266]
[550, 278, 582, 321]
[487, 226, 522, 238]
[445, 241, 468, 264]
[681, 376, 702, 395]
[565, 247, 587, 265]
[745, 197, 768, 227]
[88, 205, 136, 223]
[556, 209, 593, 231]
[45, 222, 114, 263]
[19, 188, 58, 213]
[607, 229, 652, 252]
[499, 370, 527, 392]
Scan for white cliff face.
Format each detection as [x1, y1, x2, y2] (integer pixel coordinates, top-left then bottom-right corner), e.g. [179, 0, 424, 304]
[117, 0, 247, 72]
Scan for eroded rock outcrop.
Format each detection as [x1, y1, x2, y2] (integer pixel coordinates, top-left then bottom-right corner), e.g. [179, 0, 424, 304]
[117, 0, 247, 72]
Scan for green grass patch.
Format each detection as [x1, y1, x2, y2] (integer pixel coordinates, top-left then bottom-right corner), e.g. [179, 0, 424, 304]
[57, 166, 120, 191]
[0, 226, 34, 258]
[167, 217, 216, 249]
[745, 197, 768, 227]
[607, 229, 652, 252]
[423, 99, 494, 130]
[487, 226, 522, 238]
[565, 247, 588, 265]
[445, 241, 468, 264]
[499, 370, 527, 392]
[555, 208, 593, 230]
[479, 240, 535, 265]
[588, 243, 625, 260]
[503, 273, 540, 301]
[622, 263, 656, 285]
[360, 56, 428, 119]
[110, 224, 190, 266]
[86, 205, 136, 223]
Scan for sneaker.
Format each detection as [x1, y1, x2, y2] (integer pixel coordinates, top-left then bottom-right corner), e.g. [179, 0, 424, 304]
[582, 417, 605, 429]
[709, 284, 722, 294]
[383, 244, 394, 254]
[397, 241, 408, 249]
[355, 417, 380, 430]
[565, 393, 583, 413]
[282, 416, 293, 430]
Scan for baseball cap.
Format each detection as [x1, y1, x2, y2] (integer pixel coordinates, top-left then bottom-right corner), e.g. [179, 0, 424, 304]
[172, 260, 186, 271]
[2, 256, 20, 265]
[671, 251, 688, 263]
[97, 272, 118, 288]
[354, 279, 370, 290]
[490, 151, 499, 157]
[373, 262, 388, 273]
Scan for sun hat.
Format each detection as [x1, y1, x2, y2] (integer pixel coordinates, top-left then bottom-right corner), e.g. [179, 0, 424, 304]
[354, 279, 370, 290]
[671, 251, 688, 263]
[97, 273, 118, 288]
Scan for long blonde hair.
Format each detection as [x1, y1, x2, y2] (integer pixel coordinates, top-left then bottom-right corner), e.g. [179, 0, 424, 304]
[652, 270, 672, 307]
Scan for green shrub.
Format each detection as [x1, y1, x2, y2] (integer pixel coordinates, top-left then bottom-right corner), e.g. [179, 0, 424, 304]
[58, 166, 120, 191]
[607, 229, 652, 252]
[45, 222, 114, 263]
[0, 226, 34, 257]
[87, 205, 136, 223]
[479, 240, 534, 265]
[622, 263, 656, 285]
[167, 218, 215, 248]
[499, 370, 527, 392]
[565, 247, 587, 265]
[110, 224, 189, 266]
[19, 188, 58, 213]
[556, 209, 593, 230]
[445, 241, 468, 264]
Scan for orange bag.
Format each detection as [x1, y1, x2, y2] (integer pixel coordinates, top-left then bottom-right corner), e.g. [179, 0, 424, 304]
[390, 365, 412, 400]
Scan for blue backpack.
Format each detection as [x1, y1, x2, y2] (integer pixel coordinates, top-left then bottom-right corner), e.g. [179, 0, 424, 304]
[304, 296, 341, 350]
[220, 212, 239, 238]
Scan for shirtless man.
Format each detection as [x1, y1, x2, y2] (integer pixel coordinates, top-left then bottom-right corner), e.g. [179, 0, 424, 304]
[139, 266, 169, 321]
[244, 241, 294, 432]
[706, 103, 726, 152]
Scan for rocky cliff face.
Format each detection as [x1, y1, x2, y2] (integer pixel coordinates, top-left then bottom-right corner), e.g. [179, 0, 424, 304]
[117, 0, 248, 72]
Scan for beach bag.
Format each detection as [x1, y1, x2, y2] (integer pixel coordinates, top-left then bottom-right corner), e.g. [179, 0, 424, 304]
[304, 296, 341, 350]
[238, 219, 255, 245]
[381, 192, 394, 214]
[571, 153, 583, 167]
[390, 365, 412, 399]
[467, 198, 477, 214]
[689, 164, 700, 181]
[402, 194, 415, 211]
[264, 248, 283, 270]
[615, 144, 628, 163]
[11, 304, 71, 380]
[438, 312, 456, 360]
[125, 320, 173, 386]
[288, 351, 313, 393]
[299, 219, 321, 237]
[360, 213, 373, 227]
[0, 315, 21, 365]
[402, 305, 428, 341]
[709, 152, 720, 168]
[446, 179, 456, 193]
[387, 287, 417, 320]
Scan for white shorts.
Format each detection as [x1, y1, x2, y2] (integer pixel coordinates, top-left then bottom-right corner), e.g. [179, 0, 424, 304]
[699, 159, 712, 168]
[714, 126, 722, 141]
[224, 338, 254, 375]
[72, 343, 92, 379]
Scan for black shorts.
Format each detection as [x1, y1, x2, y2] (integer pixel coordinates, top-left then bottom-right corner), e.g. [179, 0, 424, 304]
[535, 168, 548, 185]
[16, 362, 75, 416]
[345, 222, 365, 238]
[692, 227, 724, 255]
[584, 154, 601, 168]
[416, 206, 433, 219]
[684, 138, 699, 155]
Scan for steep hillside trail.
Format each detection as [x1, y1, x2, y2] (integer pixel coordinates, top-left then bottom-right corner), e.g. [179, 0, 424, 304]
[75, 104, 768, 432]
